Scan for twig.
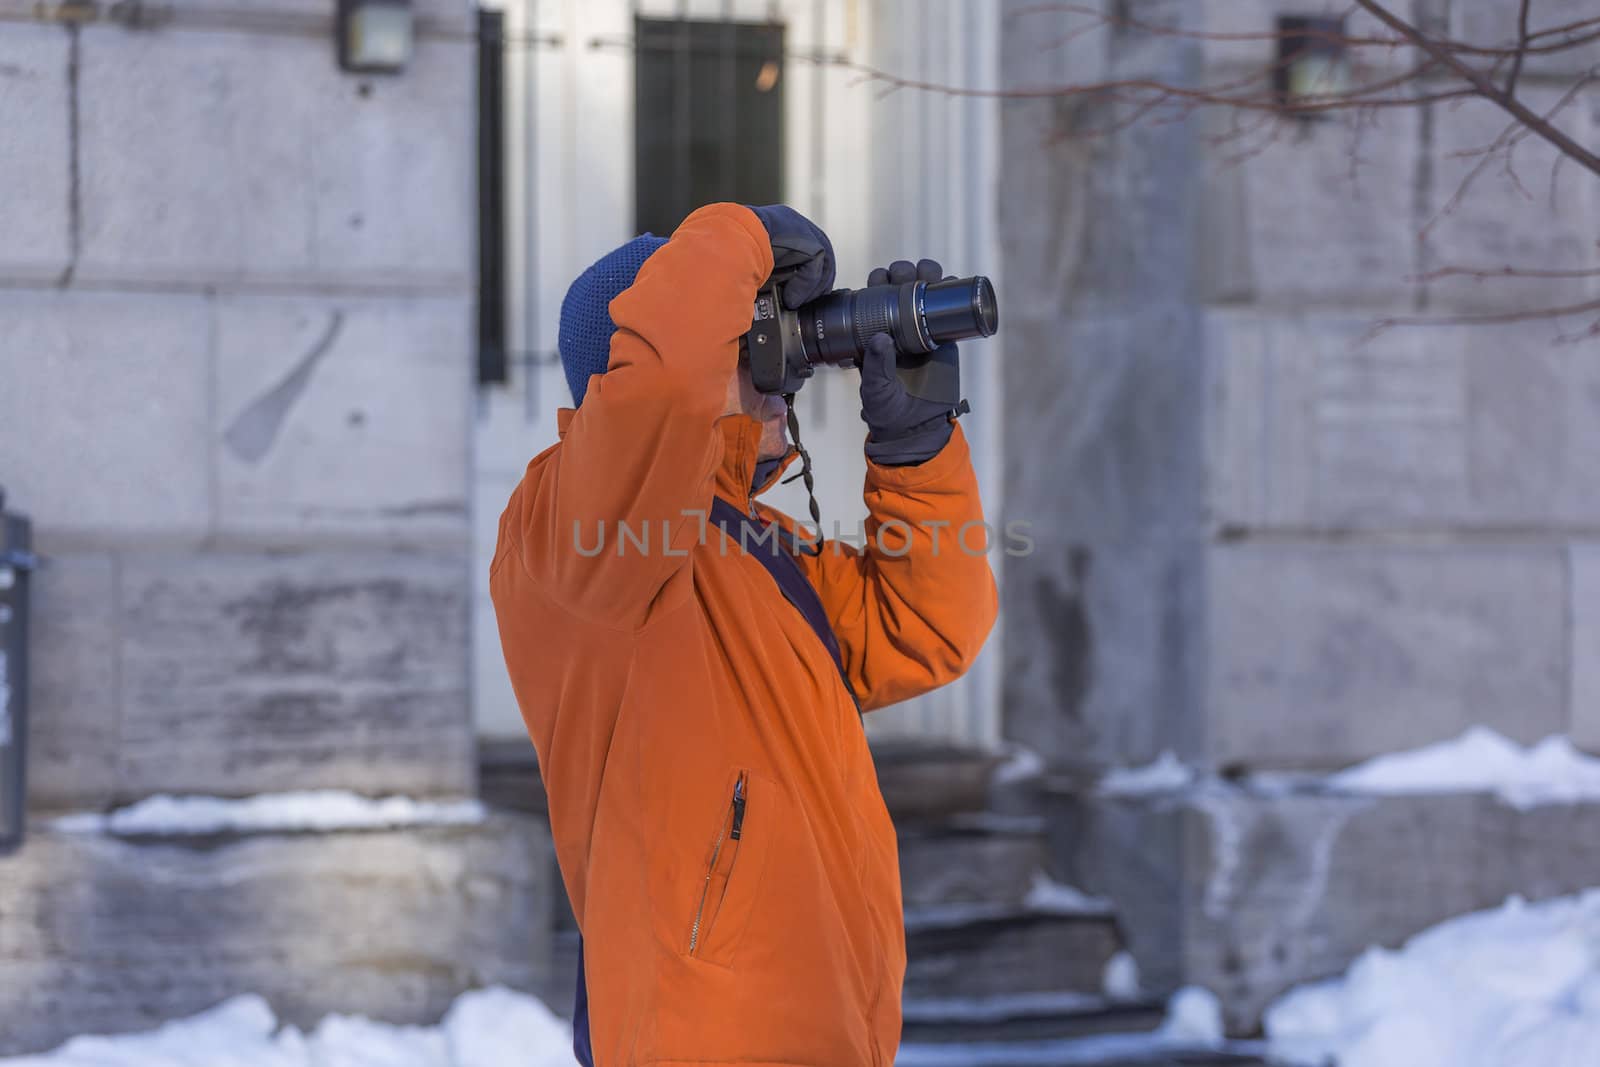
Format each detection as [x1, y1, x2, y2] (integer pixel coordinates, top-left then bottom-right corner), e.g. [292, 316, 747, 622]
[1504, 0, 1532, 96]
[1414, 264, 1600, 282]
[1372, 297, 1600, 328]
[1353, 0, 1600, 179]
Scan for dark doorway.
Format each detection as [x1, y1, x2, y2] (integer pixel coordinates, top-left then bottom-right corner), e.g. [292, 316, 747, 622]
[634, 16, 785, 238]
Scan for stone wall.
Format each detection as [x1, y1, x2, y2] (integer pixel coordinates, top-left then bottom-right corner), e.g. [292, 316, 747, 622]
[0, 813, 553, 1055]
[998, 0, 1600, 772]
[0, 0, 479, 807]
[0, 1, 529, 1048]
[997, 0, 1600, 1032]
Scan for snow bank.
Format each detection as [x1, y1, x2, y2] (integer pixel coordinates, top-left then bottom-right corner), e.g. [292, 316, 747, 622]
[5, 982, 1253, 1067]
[1267, 890, 1600, 1067]
[1160, 986, 1224, 1045]
[1101, 950, 1142, 1001]
[993, 744, 1045, 786]
[1328, 727, 1600, 809]
[1098, 751, 1194, 796]
[0, 987, 573, 1067]
[50, 790, 486, 836]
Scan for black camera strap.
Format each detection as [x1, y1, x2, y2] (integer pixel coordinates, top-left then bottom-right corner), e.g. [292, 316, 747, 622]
[779, 393, 825, 557]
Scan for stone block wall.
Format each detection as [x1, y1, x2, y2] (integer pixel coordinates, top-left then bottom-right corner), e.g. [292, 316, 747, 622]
[998, 0, 1600, 772]
[0, 813, 552, 1055]
[998, 0, 1600, 1031]
[0, 0, 479, 807]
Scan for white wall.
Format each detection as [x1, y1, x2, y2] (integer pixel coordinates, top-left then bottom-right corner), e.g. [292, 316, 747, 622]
[473, 0, 1004, 749]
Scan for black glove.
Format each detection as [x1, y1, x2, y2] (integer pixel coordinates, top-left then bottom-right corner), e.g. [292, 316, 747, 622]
[746, 204, 836, 309]
[859, 259, 964, 467]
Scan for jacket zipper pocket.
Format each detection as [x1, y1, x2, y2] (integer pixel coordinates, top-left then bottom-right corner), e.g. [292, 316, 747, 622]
[688, 772, 748, 956]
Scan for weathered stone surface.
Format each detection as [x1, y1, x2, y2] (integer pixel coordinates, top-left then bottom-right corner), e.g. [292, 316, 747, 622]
[24, 553, 119, 811]
[213, 294, 471, 545]
[0, 814, 551, 1056]
[904, 912, 1122, 1001]
[998, 0, 1108, 91]
[0, 25, 71, 282]
[1000, 310, 1209, 770]
[1195, 105, 1421, 310]
[0, 290, 210, 539]
[897, 826, 1048, 912]
[1208, 541, 1567, 769]
[117, 551, 473, 798]
[999, 32, 1214, 769]
[1424, 89, 1598, 315]
[1571, 544, 1600, 753]
[77, 28, 472, 287]
[1051, 787, 1600, 1034]
[1207, 313, 1600, 530]
[874, 742, 1006, 819]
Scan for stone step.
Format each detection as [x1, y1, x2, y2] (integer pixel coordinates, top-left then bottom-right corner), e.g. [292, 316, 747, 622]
[897, 819, 1050, 913]
[901, 991, 1167, 1044]
[0, 813, 554, 1057]
[904, 909, 1124, 1002]
[874, 739, 1008, 820]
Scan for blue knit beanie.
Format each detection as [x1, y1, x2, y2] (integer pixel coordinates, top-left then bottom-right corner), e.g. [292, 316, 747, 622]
[558, 234, 669, 406]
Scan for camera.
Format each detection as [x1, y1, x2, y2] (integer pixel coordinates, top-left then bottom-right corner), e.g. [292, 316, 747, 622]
[744, 271, 999, 404]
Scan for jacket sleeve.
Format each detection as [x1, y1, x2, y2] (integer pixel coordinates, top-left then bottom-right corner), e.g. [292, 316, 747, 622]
[796, 422, 999, 711]
[501, 203, 773, 629]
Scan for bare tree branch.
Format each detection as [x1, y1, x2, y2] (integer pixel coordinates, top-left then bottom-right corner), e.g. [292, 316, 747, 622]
[811, 0, 1600, 334]
[1415, 264, 1600, 283]
[1504, 0, 1533, 96]
[1353, 0, 1600, 180]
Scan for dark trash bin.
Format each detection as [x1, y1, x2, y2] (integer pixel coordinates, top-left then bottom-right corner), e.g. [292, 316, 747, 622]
[0, 487, 36, 855]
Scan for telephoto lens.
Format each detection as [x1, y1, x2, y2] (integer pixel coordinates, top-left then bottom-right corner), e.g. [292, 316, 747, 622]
[800, 275, 999, 368]
[744, 272, 998, 397]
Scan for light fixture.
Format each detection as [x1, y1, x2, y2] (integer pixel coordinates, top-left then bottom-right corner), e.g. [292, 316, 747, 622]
[338, 0, 414, 75]
[1275, 15, 1352, 116]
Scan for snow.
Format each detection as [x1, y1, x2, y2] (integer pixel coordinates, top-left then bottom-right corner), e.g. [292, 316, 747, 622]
[992, 744, 1045, 786]
[49, 791, 486, 836]
[904, 874, 1111, 931]
[1098, 750, 1194, 796]
[1327, 726, 1600, 809]
[1159, 986, 1224, 1045]
[1, 980, 1257, 1067]
[1023, 872, 1114, 916]
[1101, 951, 1142, 1001]
[1266, 890, 1600, 1067]
[0, 987, 574, 1067]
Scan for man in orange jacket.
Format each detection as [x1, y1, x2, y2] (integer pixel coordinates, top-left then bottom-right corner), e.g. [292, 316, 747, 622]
[491, 202, 998, 1066]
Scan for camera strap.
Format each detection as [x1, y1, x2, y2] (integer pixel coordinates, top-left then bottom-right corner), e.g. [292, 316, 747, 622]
[778, 393, 825, 557]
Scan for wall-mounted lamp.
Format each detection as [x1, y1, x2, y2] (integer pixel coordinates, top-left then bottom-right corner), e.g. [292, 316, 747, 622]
[338, 0, 414, 75]
[1275, 15, 1351, 116]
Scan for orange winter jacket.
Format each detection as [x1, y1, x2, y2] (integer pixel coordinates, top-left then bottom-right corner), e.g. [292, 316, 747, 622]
[490, 203, 999, 1067]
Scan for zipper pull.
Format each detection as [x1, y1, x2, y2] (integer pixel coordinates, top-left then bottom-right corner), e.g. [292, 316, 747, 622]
[730, 776, 747, 840]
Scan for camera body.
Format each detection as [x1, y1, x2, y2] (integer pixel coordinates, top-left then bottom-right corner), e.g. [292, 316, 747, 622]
[744, 270, 998, 404]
